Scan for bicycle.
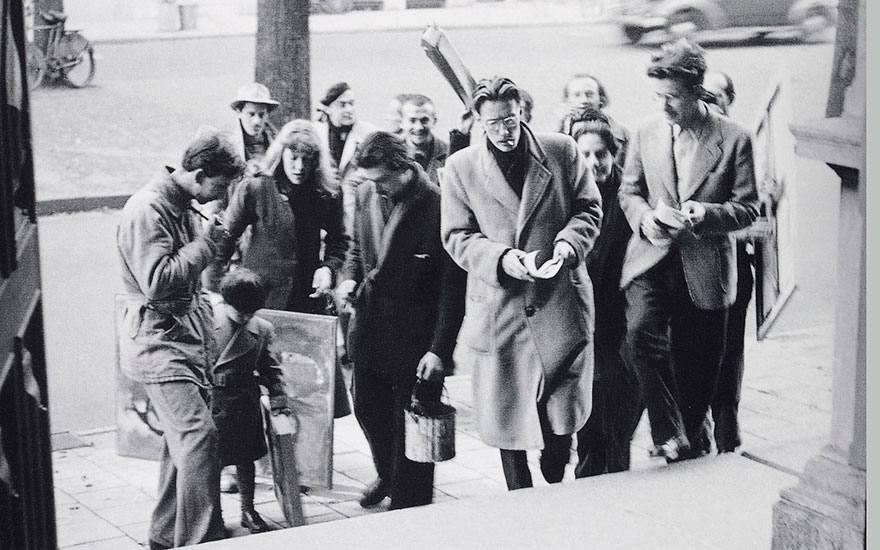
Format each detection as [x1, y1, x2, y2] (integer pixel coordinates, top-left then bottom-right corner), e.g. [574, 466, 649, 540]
[26, 10, 95, 90]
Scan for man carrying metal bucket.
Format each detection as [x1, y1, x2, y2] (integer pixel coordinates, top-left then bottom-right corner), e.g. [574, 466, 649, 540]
[336, 131, 465, 510]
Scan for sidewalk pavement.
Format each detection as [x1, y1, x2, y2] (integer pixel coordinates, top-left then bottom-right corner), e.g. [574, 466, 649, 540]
[64, 0, 608, 45]
[51, 309, 832, 548]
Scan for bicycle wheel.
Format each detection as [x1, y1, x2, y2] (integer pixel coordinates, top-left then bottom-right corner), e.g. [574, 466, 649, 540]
[63, 46, 95, 88]
[26, 44, 47, 90]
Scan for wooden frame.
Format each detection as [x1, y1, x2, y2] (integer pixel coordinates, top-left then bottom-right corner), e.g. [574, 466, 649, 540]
[751, 71, 798, 340]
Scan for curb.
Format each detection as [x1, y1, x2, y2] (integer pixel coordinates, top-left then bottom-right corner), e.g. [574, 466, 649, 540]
[91, 29, 255, 45]
[36, 195, 130, 216]
[86, 15, 608, 45]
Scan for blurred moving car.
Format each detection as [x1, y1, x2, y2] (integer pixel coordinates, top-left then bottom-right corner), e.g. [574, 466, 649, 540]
[611, 0, 837, 44]
[309, 0, 446, 14]
[310, 0, 383, 14]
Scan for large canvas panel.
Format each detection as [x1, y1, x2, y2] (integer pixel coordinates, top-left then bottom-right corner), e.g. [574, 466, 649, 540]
[115, 297, 337, 489]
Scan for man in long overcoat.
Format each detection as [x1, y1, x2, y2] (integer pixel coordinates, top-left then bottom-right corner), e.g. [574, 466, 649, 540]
[337, 131, 465, 509]
[117, 131, 245, 548]
[441, 77, 603, 490]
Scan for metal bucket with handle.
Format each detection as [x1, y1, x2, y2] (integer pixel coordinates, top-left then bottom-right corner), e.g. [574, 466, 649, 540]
[404, 380, 456, 463]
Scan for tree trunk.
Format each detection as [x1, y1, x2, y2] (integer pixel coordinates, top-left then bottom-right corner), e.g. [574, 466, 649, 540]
[255, 0, 311, 127]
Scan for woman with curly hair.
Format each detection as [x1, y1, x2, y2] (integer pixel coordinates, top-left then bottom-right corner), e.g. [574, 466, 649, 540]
[207, 119, 348, 314]
[570, 108, 641, 477]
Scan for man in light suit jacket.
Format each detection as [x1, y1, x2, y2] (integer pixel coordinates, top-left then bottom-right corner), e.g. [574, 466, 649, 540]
[618, 39, 759, 461]
[442, 77, 603, 490]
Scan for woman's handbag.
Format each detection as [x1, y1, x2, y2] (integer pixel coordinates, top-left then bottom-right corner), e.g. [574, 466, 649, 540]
[404, 380, 456, 463]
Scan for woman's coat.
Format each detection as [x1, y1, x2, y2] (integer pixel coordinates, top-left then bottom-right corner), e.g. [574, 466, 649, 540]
[206, 172, 348, 312]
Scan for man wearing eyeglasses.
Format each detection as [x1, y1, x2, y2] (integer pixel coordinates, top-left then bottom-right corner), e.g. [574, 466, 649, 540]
[618, 40, 758, 463]
[441, 76, 603, 490]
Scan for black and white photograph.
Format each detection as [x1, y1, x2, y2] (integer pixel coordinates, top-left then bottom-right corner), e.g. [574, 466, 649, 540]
[0, 0, 867, 548]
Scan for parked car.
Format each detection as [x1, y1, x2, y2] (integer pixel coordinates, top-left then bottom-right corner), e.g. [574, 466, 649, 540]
[611, 0, 837, 44]
[310, 0, 383, 14]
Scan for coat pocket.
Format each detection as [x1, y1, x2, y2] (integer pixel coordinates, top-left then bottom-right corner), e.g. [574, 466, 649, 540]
[459, 290, 492, 354]
[714, 238, 733, 295]
[139, 308, 181, 340]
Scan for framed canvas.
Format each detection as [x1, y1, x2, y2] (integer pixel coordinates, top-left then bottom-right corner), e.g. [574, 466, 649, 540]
[749, 72, 798, 340]
[115, 297, 338, 489]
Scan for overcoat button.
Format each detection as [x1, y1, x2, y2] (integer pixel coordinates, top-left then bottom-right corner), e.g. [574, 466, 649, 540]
[524, 306, 536, 317]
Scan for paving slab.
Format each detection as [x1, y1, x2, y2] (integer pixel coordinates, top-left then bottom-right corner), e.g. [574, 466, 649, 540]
[62, 536, 145, 550]
[70, 485, 153, 510]
[55, 501, 126, 548]
[90, 498, 157, 527]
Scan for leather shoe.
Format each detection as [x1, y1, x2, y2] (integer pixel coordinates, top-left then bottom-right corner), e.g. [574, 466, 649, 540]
[649, 436, 688, 461]
[241, 509, 270, 534]
[713, 407, 742, 453]
[359, 478, 389, 508]
[148, 540, 171, 550]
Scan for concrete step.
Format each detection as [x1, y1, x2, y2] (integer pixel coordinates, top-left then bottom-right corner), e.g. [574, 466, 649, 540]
[186, 454, 797, 549]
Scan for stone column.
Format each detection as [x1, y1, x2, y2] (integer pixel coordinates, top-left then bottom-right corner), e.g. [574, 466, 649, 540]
[771, 0, 865, 548]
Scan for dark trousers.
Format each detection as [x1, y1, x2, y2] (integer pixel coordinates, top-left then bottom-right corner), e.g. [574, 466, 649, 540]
[575, 336, 641, 477]
[352, 366, 438, 509]
[500, 410, 572, 490]
[235, 462, 256, 511]
[711, 242, 753, 451]
[623, 252, 728, 450]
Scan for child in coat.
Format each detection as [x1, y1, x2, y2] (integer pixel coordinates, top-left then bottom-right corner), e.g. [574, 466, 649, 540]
[212, 268, 289, 534]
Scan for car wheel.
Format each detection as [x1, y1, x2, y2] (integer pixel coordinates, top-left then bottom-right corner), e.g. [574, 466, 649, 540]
[315, 0, 354, 14]
[666, 9, 708, 38]
[800, 5, 835, 39]
[623, 25, 645, 44]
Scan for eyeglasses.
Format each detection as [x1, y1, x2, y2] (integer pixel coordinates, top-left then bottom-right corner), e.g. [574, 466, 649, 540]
[483, 114, 519, 132]
[653, 91, 682, 102]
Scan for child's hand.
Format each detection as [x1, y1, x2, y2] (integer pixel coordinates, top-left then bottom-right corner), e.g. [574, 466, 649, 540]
[310, 266, 334, 298]
[269, 395, 291, 416]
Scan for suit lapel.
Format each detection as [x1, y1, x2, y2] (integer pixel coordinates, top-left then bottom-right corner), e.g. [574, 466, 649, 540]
[317, 121, 330, 154]
[479, 143, 521, 218]
[231, 123, 246, 161]
[428, 137, 448, 178]
[516, 130, 552, 246]
[340, 121, 362, 173]
[366, 183, 387, 260]
[377, 177, 427, 268]
[653, 121, 679, 203]
[680, 113, 723, 202]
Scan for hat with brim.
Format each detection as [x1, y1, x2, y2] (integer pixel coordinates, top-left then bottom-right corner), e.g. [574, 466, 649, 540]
[231, 82, 280, 112]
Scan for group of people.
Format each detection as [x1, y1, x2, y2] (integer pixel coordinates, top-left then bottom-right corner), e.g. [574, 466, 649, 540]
[117, 37, 759, 549]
